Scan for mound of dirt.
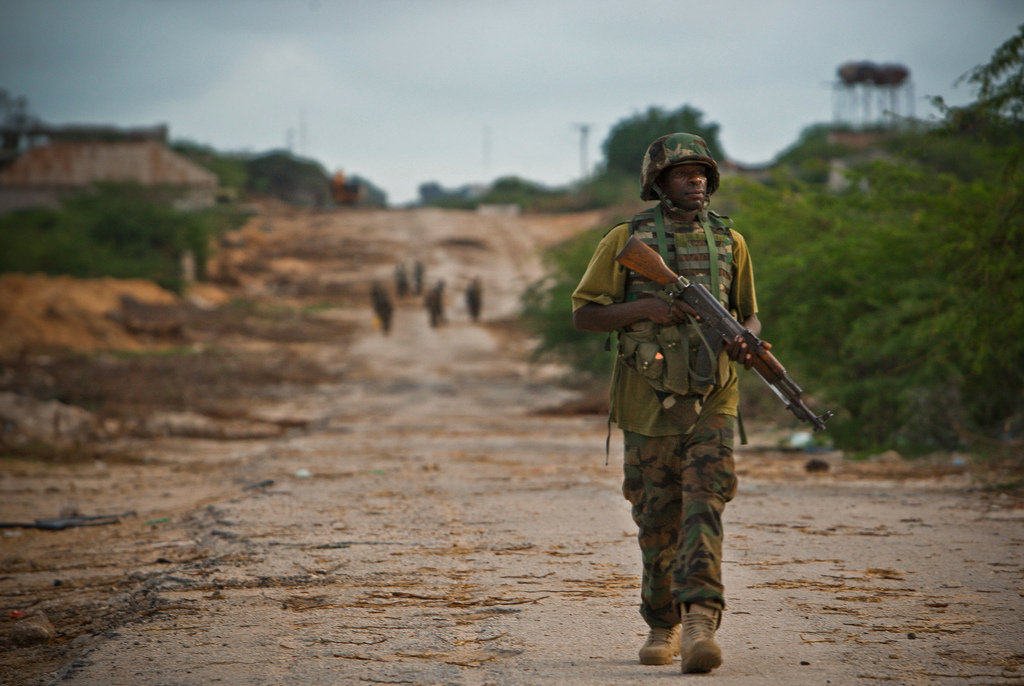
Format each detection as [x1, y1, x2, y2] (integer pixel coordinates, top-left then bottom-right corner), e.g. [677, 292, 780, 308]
[0, 273, 180, 356]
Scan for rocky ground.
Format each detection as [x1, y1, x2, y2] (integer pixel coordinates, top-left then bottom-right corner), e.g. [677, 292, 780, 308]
[1, 206, 1023, 685]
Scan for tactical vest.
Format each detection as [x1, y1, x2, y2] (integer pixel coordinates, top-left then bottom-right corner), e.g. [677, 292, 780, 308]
[626, 206, 734, 307]
[617, 205, 734, 401]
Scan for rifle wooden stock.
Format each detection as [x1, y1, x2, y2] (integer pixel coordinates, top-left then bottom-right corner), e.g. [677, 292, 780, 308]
[614, 236, 833, 432]
[614, 237, 680, 287]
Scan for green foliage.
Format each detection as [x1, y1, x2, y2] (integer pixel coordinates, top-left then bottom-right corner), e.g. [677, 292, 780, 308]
[523, 153, 1024, 451]
[774, 123, 859, 165]
[419, 175, 626, 213]
[729, 154, 1024, 451]
[481, 176, 561, 209]
[935, 24, 1024, 139]
[571, 171, 643, 210]
[771, 123, 861, 184]
[520, 27, 1024, 451]
[349, 175, 388, 207]
[967, 23, 1024, 122]
[245, 151, 333, 207]
[173, 141, 388, 207]
[520, 226, 615, 378]
[879, 128, 1002, 183]
[0, 184, 243, 293]
[172, 140, 248, 194]
[602, 105, 724, 178]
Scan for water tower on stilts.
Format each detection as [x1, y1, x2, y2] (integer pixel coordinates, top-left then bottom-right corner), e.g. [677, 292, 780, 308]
[834, 61, 914, 128]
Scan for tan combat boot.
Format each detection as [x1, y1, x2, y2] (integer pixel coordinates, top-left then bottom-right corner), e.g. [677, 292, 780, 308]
[638, 625, 681, 665]
[680, 604, 722, 673]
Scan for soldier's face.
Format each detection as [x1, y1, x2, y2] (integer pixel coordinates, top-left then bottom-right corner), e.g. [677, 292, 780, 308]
[658, 163, 708, 211]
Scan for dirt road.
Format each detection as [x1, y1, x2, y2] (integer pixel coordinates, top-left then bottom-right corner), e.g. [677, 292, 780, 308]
[2, 207, 1023, 685]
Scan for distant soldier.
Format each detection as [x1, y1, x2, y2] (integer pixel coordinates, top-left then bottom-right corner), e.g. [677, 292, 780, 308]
[425, 280, 446, 328]
[370, 280, 393, 334]
[395, 264, 410, 298]
[465, 277, 483, 322]
[412, 261, 425, 295]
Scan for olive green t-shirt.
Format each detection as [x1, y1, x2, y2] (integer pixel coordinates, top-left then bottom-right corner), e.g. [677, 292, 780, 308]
[571, 220, 758, 436]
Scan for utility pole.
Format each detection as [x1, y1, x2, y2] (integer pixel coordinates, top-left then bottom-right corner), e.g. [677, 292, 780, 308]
[572, 123, 593, 180]
[482, 124, 492, 179]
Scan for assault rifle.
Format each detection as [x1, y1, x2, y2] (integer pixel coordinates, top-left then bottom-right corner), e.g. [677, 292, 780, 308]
[615, 236, 833, 432]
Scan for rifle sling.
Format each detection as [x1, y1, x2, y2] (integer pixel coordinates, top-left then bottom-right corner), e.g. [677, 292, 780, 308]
[700, 219, 721, 304]
[653, 206, 670, 262]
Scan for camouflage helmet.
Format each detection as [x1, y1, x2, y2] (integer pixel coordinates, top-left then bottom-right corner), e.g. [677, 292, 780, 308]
[639, 132, 720, 201]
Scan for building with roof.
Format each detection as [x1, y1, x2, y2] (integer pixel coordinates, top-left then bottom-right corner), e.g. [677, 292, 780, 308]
[0, 124, 218, 214]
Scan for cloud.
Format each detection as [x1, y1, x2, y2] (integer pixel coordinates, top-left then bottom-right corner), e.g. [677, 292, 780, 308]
[1, 0, 1021, 203]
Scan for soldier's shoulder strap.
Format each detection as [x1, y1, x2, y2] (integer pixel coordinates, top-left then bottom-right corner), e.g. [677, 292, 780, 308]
[708, 210, 733, 230]
[627, 206, 658, 236]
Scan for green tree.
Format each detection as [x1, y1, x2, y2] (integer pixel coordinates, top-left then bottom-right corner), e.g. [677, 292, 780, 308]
[520, 226, 613, 377]
[246, 151, 333, 207]
[602, 105, 724, 178]
[348, 174, 388, 207]
[172, 140, 249, 195]
[934, 24, 1024, 140]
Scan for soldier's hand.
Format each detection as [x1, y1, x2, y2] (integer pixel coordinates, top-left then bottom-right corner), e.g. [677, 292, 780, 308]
[645, 297, 676, 326]
[638, 295, 699, 326]
[724, 335, 770, 370]
[669, 299, 700, 322]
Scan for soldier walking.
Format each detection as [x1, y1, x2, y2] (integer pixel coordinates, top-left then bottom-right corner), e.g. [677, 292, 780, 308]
[465, 277, 483, 322]
[572, 133, 764, 674]
[412, 261, 425, 295]
[370, 280, 394, 334]
[395, 264, 410, 298]
[425, 280, 446, 328]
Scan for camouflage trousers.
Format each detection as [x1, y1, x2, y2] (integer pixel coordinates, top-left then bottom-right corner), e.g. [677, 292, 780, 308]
[622, 414, 738, 628]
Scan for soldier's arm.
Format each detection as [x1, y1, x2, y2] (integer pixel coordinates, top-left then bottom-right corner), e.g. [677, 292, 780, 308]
[572, 298, 676, 332]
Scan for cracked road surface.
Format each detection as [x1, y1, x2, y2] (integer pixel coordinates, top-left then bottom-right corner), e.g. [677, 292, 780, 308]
[2, 207, 1023, 685]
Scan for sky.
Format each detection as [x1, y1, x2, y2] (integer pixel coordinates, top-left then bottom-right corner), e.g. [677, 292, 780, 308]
[1, 0, 1022, 205]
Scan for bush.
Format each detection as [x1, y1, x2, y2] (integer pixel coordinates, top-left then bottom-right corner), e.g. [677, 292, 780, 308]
[245, 151, 332, 207]
[0, 184, 244, 292]
[520, 225, 615, 378]
[729, 156, 1023, 451]
[172, 140, 249, 195]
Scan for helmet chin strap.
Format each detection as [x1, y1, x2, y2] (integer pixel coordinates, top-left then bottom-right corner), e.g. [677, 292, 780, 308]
[652, 184, 682, 212]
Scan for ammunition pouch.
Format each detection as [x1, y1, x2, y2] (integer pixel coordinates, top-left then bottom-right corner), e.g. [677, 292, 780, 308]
[617, 305, 729, 432]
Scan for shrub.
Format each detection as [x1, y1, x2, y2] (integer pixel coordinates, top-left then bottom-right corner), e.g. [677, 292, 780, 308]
[0, 184, 243, 292]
